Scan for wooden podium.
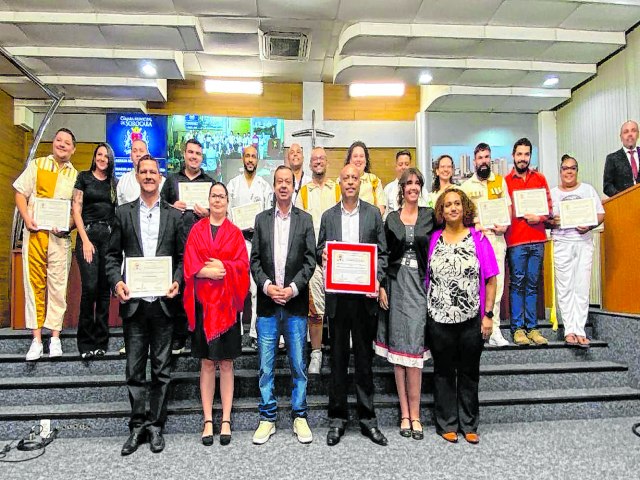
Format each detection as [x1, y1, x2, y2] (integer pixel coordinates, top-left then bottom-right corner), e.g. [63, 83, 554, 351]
[602, 183, 640, 314]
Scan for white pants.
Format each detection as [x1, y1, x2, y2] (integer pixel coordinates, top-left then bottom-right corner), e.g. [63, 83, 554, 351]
[487, 233, 507, 334]
[245, 238, 258, 339]
[553, 239, 594, 337]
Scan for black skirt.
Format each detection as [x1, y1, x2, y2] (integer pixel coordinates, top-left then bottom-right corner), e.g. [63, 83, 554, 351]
[190, 301, 242, 361]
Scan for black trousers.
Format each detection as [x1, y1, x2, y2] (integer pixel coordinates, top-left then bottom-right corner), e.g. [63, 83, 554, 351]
[328, 295, 377, 429]
[123, 300, 173, 430]
[427, 315, 484, 435]
[76, 223, 111, 353]
[171, 294, 189, 344]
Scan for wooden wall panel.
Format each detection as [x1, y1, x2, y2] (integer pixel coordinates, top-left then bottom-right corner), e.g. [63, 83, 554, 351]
[0, 90, 26, 326]
[325, 147, 417, 186]
[31, 141, 99, 173]
[324, 84, 420, 121]
[147, 80, 303, 119]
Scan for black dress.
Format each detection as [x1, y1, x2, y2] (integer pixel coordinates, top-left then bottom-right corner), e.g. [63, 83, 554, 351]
[190, 225, 242, 361]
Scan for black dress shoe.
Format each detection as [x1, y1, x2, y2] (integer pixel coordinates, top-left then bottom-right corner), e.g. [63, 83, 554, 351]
[148, 426, 165, 453]
[360, 426, 388, 446]
[121, 427, 146, 456]
[326, 427, 344, 446]
[219, 420, 232, 446]
[201, 420, 214, 446]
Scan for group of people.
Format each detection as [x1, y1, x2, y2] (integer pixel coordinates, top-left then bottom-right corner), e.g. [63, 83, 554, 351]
[14, 118, 638, 454]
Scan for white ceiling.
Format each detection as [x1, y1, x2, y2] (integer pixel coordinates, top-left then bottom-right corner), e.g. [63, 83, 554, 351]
[0, 0, 638, 114]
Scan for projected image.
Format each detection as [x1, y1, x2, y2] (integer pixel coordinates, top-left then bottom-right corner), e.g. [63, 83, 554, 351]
[167, 115, 285, 183]
[431, 145, 539, 183]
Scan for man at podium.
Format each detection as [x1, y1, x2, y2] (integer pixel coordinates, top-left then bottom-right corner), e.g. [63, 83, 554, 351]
[603, 120, 639, 197]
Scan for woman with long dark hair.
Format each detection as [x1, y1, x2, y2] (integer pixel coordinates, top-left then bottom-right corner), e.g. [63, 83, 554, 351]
[430, 154, 456, 205]
[72, 143, 117, 358]
[344, 140, 386, 216]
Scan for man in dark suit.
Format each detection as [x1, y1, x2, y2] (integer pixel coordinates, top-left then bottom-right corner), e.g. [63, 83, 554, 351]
[317, 164, 389, 447]
[603, 120, 639, 197]
[250, 165, 316, 445]
[106, 155, 184, 456]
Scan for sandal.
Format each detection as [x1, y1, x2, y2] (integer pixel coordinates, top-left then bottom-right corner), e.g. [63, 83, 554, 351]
[410, 419, 424, 441]
[220, 420, 232, 446]
[201, 420, 214, 446]
[564, 334, 578, 346]
[399, 417, 411, 438]
[577, 336, 591, 349]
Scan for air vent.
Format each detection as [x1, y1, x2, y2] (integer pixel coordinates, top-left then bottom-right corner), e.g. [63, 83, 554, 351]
[260, 31, 311, 61]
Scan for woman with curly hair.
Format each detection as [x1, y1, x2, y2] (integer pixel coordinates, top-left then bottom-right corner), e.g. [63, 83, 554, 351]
[344, 140, 386, 216]
[425, 188, 498, 444]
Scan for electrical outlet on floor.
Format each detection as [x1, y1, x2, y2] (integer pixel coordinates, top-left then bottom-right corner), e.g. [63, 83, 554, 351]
[40, 419, 51, 438]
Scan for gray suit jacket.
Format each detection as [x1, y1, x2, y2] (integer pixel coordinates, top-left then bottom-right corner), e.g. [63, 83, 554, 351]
[316, 200, 388, 318]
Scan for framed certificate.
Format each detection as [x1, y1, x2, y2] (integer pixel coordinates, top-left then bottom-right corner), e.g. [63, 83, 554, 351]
[33, 198, 71, 231]
[179, 182, 212, 210]
[559, 197, 598, 229]
[325, 241, 377, 295]
[513, 188, 549, 218]
[477, 198, 511, 228]
[125, 256, 173, 298]
[231, 202, 262, 230]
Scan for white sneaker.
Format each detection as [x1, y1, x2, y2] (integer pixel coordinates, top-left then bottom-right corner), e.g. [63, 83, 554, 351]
[49, 337, 63, 358]
[293, 417, 313, 444]
[488, 330, 509, 347]
[252, 421, 276, 445]
[308, 350, 322, 374]
[119, 344, 126, 355]
[25, 338, 43, 361]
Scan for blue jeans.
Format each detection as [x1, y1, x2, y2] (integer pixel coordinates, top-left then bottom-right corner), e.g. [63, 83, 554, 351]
[257, 307, 308, 421]
[507, 242, 544, 332]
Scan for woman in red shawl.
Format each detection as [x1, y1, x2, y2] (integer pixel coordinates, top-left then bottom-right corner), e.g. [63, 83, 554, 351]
[183, 182, 249, 446]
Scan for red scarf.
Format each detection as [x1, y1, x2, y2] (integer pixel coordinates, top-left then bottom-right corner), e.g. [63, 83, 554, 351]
[183, 217, 249, 342]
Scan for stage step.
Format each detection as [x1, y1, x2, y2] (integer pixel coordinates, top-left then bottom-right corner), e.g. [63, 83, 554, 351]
[1, 387, 639, 439]
[0, 361, 630, 406]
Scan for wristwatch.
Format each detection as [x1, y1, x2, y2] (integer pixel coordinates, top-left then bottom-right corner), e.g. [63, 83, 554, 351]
[484, 311, 494, 319]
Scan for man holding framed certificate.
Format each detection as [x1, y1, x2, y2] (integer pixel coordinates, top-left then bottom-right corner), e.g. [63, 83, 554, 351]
[106, 155, 184, 456]
[461, 143, 512, 347]
[549, 155, 604, 348]
[504, 138, 553, 347]
[317, 164, 389, 447]
[161, 138, 214, 354]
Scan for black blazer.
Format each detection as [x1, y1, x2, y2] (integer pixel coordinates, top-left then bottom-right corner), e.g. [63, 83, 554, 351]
[105, 199, 185, 320]
[316, 200, 388, 318]
[250, 205, 316, 317]
[603, 147, 639, 197]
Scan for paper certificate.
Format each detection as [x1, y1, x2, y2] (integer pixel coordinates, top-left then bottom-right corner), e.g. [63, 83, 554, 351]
[559, 197, 598, 229]
[33, 198, 71, 231]
[477, 198, 511, 228]
[325, 242, 377, 295]
[179, 182, 212, 210]
[513, 188, 549, 218]
[231, 202, 262, 230]
[125, 256, 173, 298]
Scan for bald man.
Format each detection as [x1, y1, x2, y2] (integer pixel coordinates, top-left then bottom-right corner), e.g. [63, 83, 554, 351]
[287, 143, 311, 205]
[603, 120, 640, 197]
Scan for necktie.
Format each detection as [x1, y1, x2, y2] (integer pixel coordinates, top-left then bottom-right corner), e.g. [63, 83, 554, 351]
[629, 149, 638, 181]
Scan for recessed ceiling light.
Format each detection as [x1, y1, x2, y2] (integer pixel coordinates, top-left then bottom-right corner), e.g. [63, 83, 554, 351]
[141, 62, 157, 77]
[543, 76, 559, 87]
[205, 79, 263, 95]
[419, 72, 433, 84]
[348, 83, 405, 97]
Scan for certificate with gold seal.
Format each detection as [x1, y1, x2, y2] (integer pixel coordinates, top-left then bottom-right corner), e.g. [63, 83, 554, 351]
[179, 182, 212, 210]
[325, 241, 377, 295]
[513, 188, 549, 218]
[231, 202, 262, 230]
[125, 256, 173, 298]
[33, 197, 71, 231]
[559, 197, 598, 229]
[477, 198, 511, 228]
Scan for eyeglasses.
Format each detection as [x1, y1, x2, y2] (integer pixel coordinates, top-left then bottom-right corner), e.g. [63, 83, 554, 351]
[561, 166, 578, 171]
[210, 194, 227, 200]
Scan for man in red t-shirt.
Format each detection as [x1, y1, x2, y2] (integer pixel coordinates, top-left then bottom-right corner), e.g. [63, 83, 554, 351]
[504, 138, 552, 347]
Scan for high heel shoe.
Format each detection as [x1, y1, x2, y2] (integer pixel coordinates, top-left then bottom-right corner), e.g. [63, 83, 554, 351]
[219, 420, 232, 446]
[399, 417, 411, 438]
[201, 420, 214, 446]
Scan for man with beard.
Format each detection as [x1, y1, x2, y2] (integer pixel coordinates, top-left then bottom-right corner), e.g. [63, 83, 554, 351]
[504, 138, 552, 346]
[603, 120, 640, 197]
[161, 138, 214, 354]
[287, 143, 311, 205]
[461, 143, 512, 347]
[228, 146, 273, 348]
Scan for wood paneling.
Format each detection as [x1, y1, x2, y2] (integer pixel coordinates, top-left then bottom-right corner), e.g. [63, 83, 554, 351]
[0, 90, 26, 326]
[325, 147, 417, 186]
[147, 80, 303, 119]
[323, 84, 420, 121]
[31, 141, 99, 173]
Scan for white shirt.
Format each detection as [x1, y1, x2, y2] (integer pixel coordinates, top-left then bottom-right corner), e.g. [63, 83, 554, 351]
[383, 178, 430, 219]
[138, 198, 161, 302]
[227, 173, 273, 230]
[292, 170, 312, 205]
[340, 200, 360, 244]
[117, 169, 166, 206]
[550, 182, 604, 243]
[262, 204, 299, 298]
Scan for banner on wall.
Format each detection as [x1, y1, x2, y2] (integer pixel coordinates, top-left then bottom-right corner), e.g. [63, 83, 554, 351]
[106, 113, 168, 178]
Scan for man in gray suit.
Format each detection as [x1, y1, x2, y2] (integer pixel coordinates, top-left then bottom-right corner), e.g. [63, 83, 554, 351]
[317, 164, 389, 447]
[250, 165, 317, 445]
